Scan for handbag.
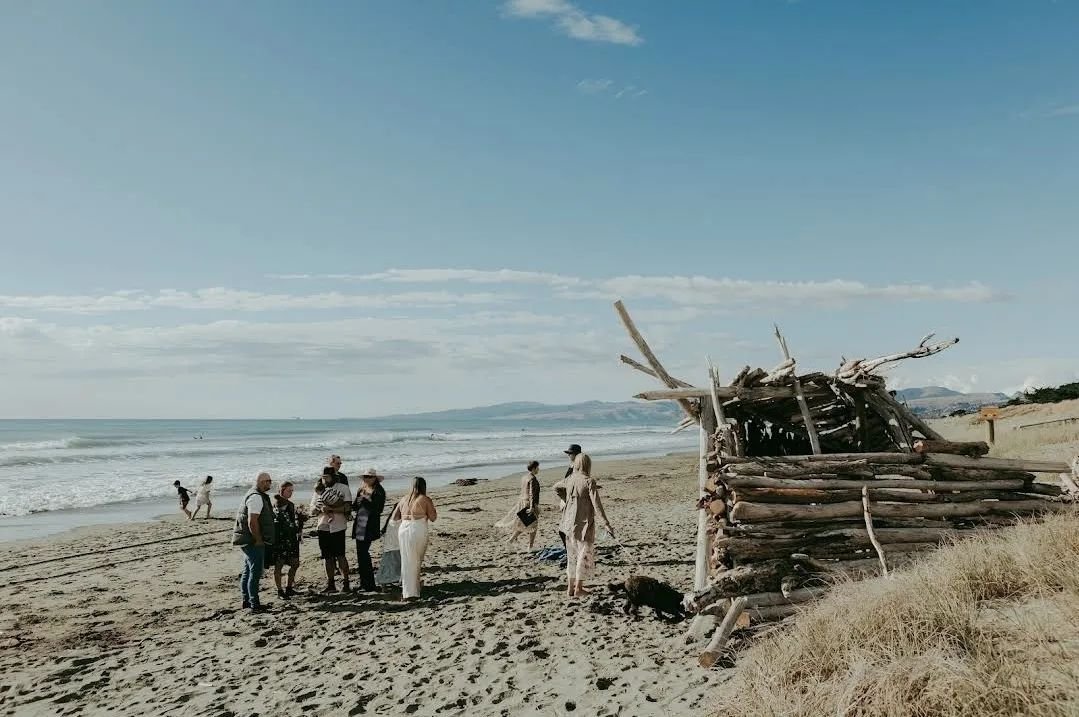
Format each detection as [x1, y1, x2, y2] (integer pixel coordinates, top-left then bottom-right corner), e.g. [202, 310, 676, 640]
[516, 508, 537, 527]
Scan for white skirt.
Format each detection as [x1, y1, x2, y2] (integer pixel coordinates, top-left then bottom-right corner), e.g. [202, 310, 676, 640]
[377, 519, 402, 586]
[398, 518, 429, 599]
[494, 503, 540, 536]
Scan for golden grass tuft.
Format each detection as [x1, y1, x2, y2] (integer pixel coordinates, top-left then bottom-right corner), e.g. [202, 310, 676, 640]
[715, 514, 1079, 717]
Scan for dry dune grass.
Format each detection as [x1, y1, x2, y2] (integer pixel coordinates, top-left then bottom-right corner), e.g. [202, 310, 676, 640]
[934, 398, 1079, 465]
[715, 514, 1079, 717]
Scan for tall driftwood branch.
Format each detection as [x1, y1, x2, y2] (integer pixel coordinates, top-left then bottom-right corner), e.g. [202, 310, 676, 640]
[614, 300, 697, 420]
[773, 325, 822, 455]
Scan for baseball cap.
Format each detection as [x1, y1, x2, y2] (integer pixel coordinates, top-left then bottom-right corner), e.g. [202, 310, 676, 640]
[564, 443, 582, 455]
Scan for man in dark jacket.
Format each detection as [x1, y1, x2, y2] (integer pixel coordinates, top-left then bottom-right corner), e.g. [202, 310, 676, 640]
[352, 467, 387, 592]
[553, 444, 582, 549]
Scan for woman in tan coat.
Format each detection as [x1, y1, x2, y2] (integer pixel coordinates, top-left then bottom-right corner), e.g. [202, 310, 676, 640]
[557, 454, 614, 598]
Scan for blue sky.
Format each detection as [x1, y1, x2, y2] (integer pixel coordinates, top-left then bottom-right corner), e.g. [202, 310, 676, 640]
[1, 0, 1077, 418]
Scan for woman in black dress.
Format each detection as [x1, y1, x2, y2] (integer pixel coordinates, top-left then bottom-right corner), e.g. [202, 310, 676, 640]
[272, 481, 303, 599]
[352, 468, 387, 592]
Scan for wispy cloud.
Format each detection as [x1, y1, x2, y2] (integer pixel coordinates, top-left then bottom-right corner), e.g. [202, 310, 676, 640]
[502, 0, 643, 46]
[272, 268, 583, 288]
[1019, 102, 1079, 120]
[576, 79, 647, 98]
[268, 269, 1006, 309]
[588, 276, 1006, 306]
[0, 288, 507, 314]
[576, 78, 613, 95]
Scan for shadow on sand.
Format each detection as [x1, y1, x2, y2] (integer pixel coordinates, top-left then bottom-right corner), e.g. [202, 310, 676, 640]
[309, 575, 557, 614]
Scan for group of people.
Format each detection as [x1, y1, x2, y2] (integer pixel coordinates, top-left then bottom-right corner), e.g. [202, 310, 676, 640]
[228, 455, 439, 612]
[223, 441, 615, 612]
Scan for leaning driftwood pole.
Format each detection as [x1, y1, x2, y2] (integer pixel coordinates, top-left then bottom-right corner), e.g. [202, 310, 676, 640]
[619, 354, 693, 388]
[614, 300, 697, 420]
[686, 362, 725, 644]
[699, 596, 748, 668]
[774, 326, 821, 455]
[862, 486, 888, 576]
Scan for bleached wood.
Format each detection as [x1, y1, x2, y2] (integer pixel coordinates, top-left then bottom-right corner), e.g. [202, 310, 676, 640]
[924, 453, 1070, 474]
[913, 439, 990, 457]
[774, 325, 822, 455]
[862, 486, 889, 576]
[619, 354, 693, 388]
[721, 452, 1069, 474]
[635, 386, 810, 401]
[698, 596, 748, 668]
[879, 389, 945, 440]
[838, 335, 960, 383]
[723, 475, 1026, 492]
[730, 498, 1073, 523]
[614, 300, 697, 419]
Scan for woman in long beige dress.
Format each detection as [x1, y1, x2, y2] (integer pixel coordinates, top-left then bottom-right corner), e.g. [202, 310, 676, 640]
[494, 460, 541, 550]
[391, 477, 438, 600]
[557, 454, 614, 598]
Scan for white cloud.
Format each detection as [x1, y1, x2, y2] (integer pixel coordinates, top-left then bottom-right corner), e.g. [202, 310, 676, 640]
[0, 288, 508, 314]
[576, 79, 647, 99]
[584, 276, 1004, 306]
[1047, 104, 1079, 118]
[502, 0, 643, 46]
[1020, 102, 1079, 120]
[275, 268, 583, 288]
[576, 78, 613, 95]
[0, 314, 607, 381]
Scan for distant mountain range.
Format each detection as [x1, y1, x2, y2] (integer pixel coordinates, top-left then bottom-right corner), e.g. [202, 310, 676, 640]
[377, 400, 682, 423]
[376, 387, 1007, 424]
[895, 387, 1009, 417]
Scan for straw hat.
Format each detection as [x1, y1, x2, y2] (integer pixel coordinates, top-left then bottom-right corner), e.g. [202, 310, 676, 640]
[361, 467, 384, 482]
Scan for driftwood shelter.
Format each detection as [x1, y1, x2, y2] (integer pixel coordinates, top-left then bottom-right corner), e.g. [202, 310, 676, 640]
[613, 300, 1079, 668]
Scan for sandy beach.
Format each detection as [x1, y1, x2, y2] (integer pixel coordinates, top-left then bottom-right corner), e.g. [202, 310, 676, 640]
[0, 453, 724, 717]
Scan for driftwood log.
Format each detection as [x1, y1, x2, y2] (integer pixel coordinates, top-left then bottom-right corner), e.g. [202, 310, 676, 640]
[913, 439, 990, 457]
[731, 498, 1072, 523]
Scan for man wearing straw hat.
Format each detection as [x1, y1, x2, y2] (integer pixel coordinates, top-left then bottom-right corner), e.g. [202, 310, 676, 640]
[352, 466, 387, 592]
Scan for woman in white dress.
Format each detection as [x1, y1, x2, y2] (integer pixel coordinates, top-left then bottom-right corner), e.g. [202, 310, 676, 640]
[391, 476, 438, 600]
[558, 454, 614, 598]
[494, 461, 541, 550]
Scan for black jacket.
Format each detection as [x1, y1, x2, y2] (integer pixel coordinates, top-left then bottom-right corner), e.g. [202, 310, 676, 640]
[352, 483, 386, 542]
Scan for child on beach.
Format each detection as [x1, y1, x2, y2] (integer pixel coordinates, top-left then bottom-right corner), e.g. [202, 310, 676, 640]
[191, 475, 214, 519]
[173, 480, 193, 519]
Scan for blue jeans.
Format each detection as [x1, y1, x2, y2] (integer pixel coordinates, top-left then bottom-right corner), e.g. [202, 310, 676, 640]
[240, 544, 265, 607]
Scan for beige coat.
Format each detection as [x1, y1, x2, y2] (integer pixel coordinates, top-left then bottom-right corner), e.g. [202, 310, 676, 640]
[557, 472, 610, 542]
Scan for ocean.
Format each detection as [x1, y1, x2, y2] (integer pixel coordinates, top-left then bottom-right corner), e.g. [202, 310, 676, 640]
[0, 417, 696, 541]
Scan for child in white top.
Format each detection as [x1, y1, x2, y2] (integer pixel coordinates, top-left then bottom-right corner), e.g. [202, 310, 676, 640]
[192, 475, 214, 519]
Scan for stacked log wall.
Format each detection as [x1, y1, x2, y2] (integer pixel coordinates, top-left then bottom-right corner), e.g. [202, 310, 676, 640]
[698, 440, 1074, 620]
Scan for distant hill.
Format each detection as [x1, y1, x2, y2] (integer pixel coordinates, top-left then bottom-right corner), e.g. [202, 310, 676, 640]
[376, 400, 682, 424]
[895, 387, 1009, 417]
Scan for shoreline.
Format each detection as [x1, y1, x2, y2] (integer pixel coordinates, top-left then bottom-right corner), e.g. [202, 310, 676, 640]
[0, 447, 695, 544]
[0, 451, 722, 717]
